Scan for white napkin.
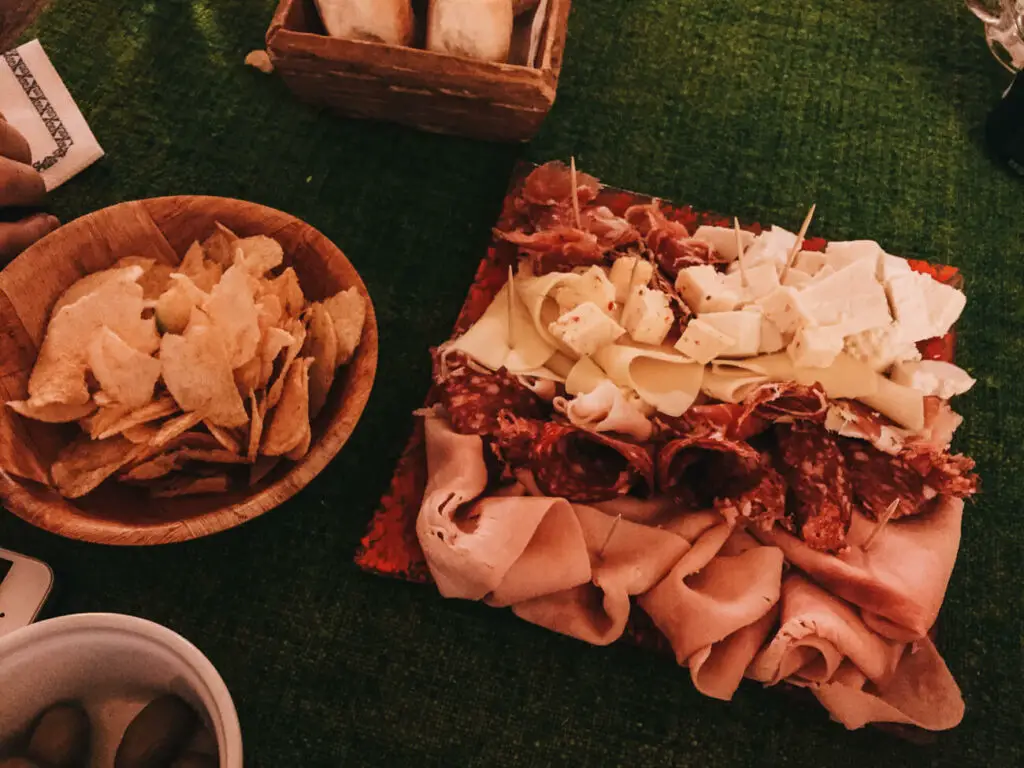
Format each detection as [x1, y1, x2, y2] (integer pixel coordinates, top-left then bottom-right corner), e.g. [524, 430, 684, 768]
[0, 39, 103, 191]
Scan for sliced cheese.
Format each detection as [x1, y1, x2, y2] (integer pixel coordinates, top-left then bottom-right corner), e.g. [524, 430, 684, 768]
[676, 265, 738, 313]
[713, 353, 879, 400]
[701, 367, 769, 403]
[860, 376, 926, 431]
[447, 282, 555, 372]
[565, 356, 608, 396]
[692, 224, 754, 261]
[699, 310, 761, 358]
[545, 350, 576, 378]
[890, 360, 976, 399]
[548, 301, 625, 358]
[878, 252, 912, 282]
[517, 272, 580, 349]
[674, 319, 735, 364]
[792, 250, 828, 276]
[621, 286, 674, 345]
[609, 256, 654, 303]
[592, 344, 704, 417]
[552, 265, 617, 315]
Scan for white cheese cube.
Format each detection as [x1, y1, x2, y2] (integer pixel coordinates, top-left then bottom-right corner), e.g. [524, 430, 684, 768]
[920, 275, 966, 339]
[553, 265, 617, 315]
[699, 310, 761, 357]
[609, 257, 654, 304]
[844, 323, 922, 372]
[692, 225, 754, 262]
[756, 286, 813, 335]
[810, 265, 836, 283]
[621, 286, 674, 345]
[548, 301, 626, 357]
[798, 259, 891, 335]
[743, 226, 797, 269]
[675, 265, 738, 313]
[878, 252, 912, 282]
[885, 272, 933, 343]
[722, 261, 780, 303]
[782, 268, 813, 289]
[788, 325, 844, 368]
[673, 318, 736, 364]
[758, 315, 787, 353]
[793, 250, 828, 275]
[824, 240, 883, 274]
[891, 360, 976, 399]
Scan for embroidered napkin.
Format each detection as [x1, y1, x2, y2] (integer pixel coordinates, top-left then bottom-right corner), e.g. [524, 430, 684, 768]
[0, 39, 103, 190]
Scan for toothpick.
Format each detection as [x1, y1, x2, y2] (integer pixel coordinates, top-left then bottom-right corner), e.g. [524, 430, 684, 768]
[569, 156, 582, 229]
[779, 203, 817, 283]
[597, 514, 623, 559]
[507, 266, 517, 350]
[862, 498, 900, 550]
[627, 254, 643, 296]
[733, 217, 749, 288]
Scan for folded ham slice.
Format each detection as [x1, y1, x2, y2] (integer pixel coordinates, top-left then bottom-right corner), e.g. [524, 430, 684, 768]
[753, 497, 963, 639]
[513, 505, 690, 645]
[416, 411, 591, 602]
[553, 379, 653, 441]
[639, 521, 785, 700]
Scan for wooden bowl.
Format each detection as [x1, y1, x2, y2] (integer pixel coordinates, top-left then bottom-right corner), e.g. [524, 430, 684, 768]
[0, 196, 378, 545]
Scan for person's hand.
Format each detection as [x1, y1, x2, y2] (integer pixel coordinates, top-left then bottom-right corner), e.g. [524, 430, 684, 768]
[0, 111, 59, 264]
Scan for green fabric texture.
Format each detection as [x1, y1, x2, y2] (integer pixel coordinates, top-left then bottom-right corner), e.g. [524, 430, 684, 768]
[2, 0, 1021, 765]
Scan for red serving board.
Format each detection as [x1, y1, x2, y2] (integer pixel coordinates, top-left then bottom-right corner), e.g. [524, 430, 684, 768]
[355, 162, 961, 655]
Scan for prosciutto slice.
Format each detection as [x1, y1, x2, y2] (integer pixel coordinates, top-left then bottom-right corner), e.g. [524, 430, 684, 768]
[731, 382, 828, 441]
[753, 497, 963, 639]
[416, 412, 591, 602]
[497, 226, 606, 274]
[512, 505, 691, 645]
[638, 521, 785, 700]
[497, 415, 655, 502]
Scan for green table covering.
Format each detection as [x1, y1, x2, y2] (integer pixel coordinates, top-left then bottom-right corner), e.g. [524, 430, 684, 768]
[2, 1, 1021, 765]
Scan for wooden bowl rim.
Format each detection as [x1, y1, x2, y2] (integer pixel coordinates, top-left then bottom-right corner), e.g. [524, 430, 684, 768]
[0, 195, 379, 546]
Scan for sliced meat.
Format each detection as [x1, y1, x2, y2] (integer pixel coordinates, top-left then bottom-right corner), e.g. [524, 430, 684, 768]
[436, 363, 547, 437]
[656, 429, 762, 511]
[579, 206, 642, 249]
[732, 382, 828, 441]
[496, 226, 606, 274]
[774, 422, 854, 552]
[714, 456, 790, 532]
[519, 160, 600, 208]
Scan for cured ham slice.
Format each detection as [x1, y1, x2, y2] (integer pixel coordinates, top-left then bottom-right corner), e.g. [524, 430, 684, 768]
[754, 497, 963, 639]
[496, 414, 655, 502]
[519, 160, 600, 209]
[416, 412, 590, 602]
[730, 381, 828, 440]
[656, 430, 761, 510]
[512, 505, 691, 645]
[638, 522, 785, 700]
[748, 574, 903, 688]
[553, 379, 654, 441]
[579, 206, 641, 249]
[497, 227, 606, 274]
[773, 422, 854, 552]
[813, 638, 964, 731]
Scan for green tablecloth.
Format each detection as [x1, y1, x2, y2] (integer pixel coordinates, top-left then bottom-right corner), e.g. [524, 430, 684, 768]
[2, 1, 1021, 765]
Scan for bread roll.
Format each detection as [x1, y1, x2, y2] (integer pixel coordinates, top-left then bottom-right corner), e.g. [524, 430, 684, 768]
[427, 0, 514, 63]
[314, 0, 416, 47]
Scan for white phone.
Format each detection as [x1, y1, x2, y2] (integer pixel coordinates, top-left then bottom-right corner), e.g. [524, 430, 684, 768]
[0, 548, 54, 638]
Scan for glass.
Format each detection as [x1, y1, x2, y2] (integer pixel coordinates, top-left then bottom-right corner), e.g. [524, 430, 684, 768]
[967, 0, 1024, 71]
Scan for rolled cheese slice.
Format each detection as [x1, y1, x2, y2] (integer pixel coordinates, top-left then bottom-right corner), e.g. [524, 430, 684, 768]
[711, 353, 879, 400]
[518, 272, 583, 351]
[565, 356, 607, 396]
[593, 344, 703, 417]
[701, 367, 769, 404]
[446, 282, 555, 373]
[860, 377, 926, 431]
[427, 0, 514, 63]
[315, 0, 416, 46]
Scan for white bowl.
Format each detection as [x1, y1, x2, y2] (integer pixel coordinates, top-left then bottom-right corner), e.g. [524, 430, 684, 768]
[0, 613, 242, 767]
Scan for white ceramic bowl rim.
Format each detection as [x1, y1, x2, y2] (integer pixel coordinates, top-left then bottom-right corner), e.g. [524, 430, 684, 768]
[0, 612, 242, 766]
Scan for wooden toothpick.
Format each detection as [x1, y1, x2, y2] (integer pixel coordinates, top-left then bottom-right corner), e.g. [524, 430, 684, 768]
[507, 266, 517, 350]
[779, 203, 817, 283]
[569, 156, 582, 229]
[863, 498, 900, 550]
[734, 217, 749, 288]
[597, 514, 623, 559]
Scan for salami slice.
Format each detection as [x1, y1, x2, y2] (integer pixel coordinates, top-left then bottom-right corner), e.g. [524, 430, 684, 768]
[774, 422, 854, 552]
[840, 440, 979, 520]
[437, 364, 547, 437]
[732, 382, 828, 441]
[655, 404, 743, 438]
[495, 414, 655, 503]
[714, 456, 790, 532]
[656, 430, 762, 512]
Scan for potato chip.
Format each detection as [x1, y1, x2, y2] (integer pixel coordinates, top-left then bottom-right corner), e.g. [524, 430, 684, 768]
[155, 274, 208, 335]
[234, 235, 283, 277]
[284, 423, 311, 461]
[122, 423, 160, 444]
[150, 472, 231, 498]
[93, 396, 178, 440]
[303, 302, 339, 419]
[265, 267, 305, 318]
[116, 257, 174, 300]
[250, 456, 280, 486]
[50, 265, 143, 318]
[50, 434, 139, 498]
[201, 223, 239, 268]
[160, 323, 249, 428]
[177, 241, 223, 293]
[261, 357, 312, 456]
[6, 399, 97, 424]
[322, 287, 366, 365]
[266, 320, 307, 409]
[259, 326, 294, 390]
[247, 390, 264, 463]
[233, 356, 261, 395]
[203, 420, 242, 454]
[121, 451, 183, 481]
[203, 264, 261, 369]
[256, 293, 284, 332]
[179, 448, 249, 464]
[87, 327, 162, 408]
[29, 269, 158, 407]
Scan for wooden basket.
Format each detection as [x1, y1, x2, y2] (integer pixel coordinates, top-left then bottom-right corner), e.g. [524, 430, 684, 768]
[265, 0, 572, 143]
